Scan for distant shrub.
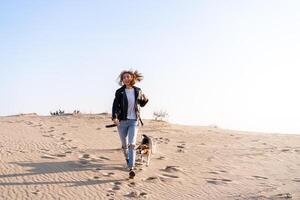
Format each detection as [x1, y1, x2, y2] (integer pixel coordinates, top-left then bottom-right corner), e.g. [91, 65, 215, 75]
[153, 110, 169, 121]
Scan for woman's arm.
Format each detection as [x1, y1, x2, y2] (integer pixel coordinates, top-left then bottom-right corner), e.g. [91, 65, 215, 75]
[139, 93, 149, 107]
[112, 91, 120, 120]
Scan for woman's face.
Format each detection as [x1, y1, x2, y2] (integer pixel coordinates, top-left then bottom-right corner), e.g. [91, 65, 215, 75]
[122, 73, 133, 86]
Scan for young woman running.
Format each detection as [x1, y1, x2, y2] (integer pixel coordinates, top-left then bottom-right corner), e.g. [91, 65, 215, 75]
[112, 69, 149, 179]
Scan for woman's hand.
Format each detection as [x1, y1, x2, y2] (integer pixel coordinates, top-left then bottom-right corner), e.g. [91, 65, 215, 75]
[113, 118, 120, 126]
[141, 94, 148, 101]
[139, 93, 149, 107]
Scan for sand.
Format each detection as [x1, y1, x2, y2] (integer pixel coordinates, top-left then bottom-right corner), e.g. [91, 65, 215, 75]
[0, 114, 299, 199]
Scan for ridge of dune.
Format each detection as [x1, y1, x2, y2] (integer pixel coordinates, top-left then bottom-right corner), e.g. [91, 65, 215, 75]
[0, 114, 299, 199]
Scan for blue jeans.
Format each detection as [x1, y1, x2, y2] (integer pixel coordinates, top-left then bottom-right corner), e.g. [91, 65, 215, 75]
[117, 119, 138, 169]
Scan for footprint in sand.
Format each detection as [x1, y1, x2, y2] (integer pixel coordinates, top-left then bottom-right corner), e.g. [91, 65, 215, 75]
[128, 182, 136, 188]
[82, 154, 90, 159]
[112, 185, 121, 191]
[41, 155, 56, 159]
[164, 138, 170, 144]
[139, 192, 148, 198]
[161, 174, 179, 178]
[154, 137, 164, 144]
[42, 134, 52, 138]
[220, 178, 232, 182]
[55, 153, 66, 157]
[208, 170, 228, 175]
[206, 178, 232, 185]
[292, 178, 300, 182]
[99, 156, 110, 160]
[207, 156, 214, 161]
[40, 148, 50, 152]
[206, 180, 219, 185]
[209, 171, 219, 175]
[78, 154, 91, 163]
[176, 142, 187, 153]
[114, 181, 122, 186]
[31, 190, 40, 195]
[33, 124, 43, 127]
[157, 167, 182, 182]
[61, 142, 67, 146]
[273, 193, 292, 199]
[145, 176, 160, 182]
[159, 175, 179, 182]
[125, 191, 147, 198]
[177, 148, 186, 153]
[106, 191, 115, 199]
[90, 157, 103, 162]
[102, 172, 115, 177]
[77, 155, 91, 165]
[25, 121, 33, 125]
[281, 148, 290, 152]
[78, 159, 89, 165]
[135, 161, 143, 166]
[125, 191, 139, 198]
[252, 175, 268, 180]
[162, 166, 183, 173]
[154, 137, 169, 144]
[156, 156, 166, 160]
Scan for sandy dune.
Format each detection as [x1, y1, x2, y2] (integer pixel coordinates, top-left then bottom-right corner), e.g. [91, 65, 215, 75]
[0, 114, 299, 199]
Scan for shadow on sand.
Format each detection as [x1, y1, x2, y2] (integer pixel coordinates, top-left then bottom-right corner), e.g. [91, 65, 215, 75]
[0, 159, 128, 187]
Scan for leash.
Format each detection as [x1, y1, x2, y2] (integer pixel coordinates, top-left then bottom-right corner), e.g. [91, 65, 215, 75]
[106, 118, 144, 128]
[105, 124, 117, 128]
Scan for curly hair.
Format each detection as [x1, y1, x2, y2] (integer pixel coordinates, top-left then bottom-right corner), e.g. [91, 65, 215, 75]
[118, 69, 144, 86]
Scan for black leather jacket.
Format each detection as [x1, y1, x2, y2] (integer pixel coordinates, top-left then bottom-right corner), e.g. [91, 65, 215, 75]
[112, 85, 148, 125]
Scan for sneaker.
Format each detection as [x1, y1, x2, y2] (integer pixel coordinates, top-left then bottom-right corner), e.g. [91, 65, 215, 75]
[129, 169, 135, 179]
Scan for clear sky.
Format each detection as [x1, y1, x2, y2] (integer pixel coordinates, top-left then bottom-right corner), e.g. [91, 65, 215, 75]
[1, 1, 300, 134]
